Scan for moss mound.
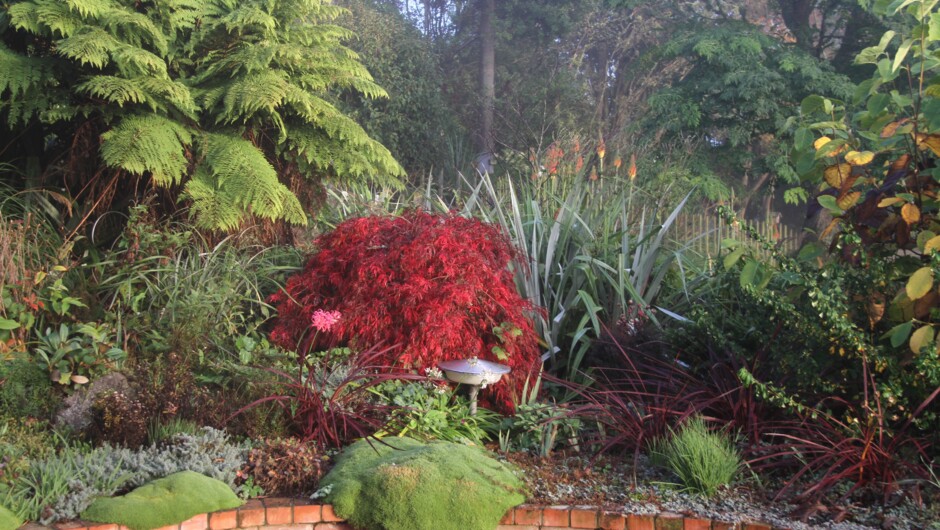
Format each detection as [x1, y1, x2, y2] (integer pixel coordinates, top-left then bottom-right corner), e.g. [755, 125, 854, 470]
[82, 471, 243, 530]
[0, 505, 22, 530]
[322, 437, 525, 530]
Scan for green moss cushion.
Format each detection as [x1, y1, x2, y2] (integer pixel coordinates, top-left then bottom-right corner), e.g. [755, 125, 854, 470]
[0, 505, 22, 530]
[322, 437, 526, 530]
[81, 471, 243, 530]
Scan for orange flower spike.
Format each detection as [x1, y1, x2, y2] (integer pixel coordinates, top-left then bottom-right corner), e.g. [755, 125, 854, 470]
[613, 156, 622, 170]
[590, 167, 598, 181]
[597, 140, 606, 160]
[575, 155, 584, 172]
[628, 154, 637, 181]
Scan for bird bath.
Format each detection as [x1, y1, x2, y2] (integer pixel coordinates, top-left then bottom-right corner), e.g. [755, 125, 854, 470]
[438, 357, 510, 415]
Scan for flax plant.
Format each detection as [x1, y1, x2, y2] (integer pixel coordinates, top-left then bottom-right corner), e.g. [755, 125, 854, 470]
[458, 171, 688, 381]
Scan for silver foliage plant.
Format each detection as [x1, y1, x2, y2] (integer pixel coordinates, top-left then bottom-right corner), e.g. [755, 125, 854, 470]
[4, 427, 248, 524]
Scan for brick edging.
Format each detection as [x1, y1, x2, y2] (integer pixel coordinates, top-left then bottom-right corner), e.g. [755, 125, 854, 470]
[27, 498, 784, 530]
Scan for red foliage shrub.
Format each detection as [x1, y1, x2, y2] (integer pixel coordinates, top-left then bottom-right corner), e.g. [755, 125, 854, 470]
[268, 211, 542, 411]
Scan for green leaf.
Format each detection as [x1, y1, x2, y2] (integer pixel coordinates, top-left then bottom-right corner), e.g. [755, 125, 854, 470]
[739, 259, 759, 288]
[906, 266, 934, 300]
[930, 13, 940, 42]
[909, 324, 935, 354]
[817, 195, 843, 214]
[794, 127, 813, 150]
[723, 246, 746, 270]
[887, 321, 914, 347]
[0, 318, 20, 330]
[893, 38, 913, 73]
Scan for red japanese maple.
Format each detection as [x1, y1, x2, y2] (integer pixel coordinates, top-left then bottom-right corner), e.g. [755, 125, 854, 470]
[268, 211, 542, 412]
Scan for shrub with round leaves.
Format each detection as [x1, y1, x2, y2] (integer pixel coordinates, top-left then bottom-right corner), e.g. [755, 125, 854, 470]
[269, 211, 541, 412]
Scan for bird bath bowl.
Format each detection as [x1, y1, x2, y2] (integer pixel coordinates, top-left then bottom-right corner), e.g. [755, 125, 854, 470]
[438, 357, 510, 415]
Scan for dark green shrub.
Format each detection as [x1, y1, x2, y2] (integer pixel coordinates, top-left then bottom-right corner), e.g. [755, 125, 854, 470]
[0, 360, 58, 419]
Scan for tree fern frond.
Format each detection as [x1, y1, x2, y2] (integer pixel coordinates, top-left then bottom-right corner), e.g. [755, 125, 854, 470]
[287, 126, 404, 181]
[184, 133, 306, 230]
[56, 27, 120, 68]
[219, 6, 278, 37]
[137, 77, 198, 118]
[6, 2, 43, 34]
[64, 0, 114, 18]
[8, 1, 83, 37]
[100, 114, 192, 186]
[111, 42, 169, 77]
[76, 75, 150, 106]
[218, 71, 289, 123]
[102, 8, 169, 56]
[183, 167, 246, 231]
[291, 23, 355, 47]
[0, 42, 55, 98]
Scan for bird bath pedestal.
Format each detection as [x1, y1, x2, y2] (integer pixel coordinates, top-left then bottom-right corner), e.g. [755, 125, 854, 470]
[437, 357, 510, 415]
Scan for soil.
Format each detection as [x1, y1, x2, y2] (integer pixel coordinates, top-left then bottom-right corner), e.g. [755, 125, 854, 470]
[498, 450, 940, 530]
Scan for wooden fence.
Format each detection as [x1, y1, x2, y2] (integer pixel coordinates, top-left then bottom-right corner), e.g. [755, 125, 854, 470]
[673, 210, 800, 259]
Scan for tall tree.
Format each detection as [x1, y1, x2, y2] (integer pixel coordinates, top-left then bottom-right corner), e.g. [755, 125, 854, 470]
[478, 0, 495, 163]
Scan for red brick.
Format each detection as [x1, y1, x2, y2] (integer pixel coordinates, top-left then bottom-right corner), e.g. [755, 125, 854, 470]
[266, 506, 293, 525]
[498, 509, 514, 525]
[742, 524, 771, 530]
[208, 511, 238, 530]
[152, 526, 179, 530]
[293, 504, 322, 524]
[87, 525, 119, 530]
[656, 513, 684, 530]
[628, 515, 656, 530]
[180, 513, 207, 530]
[238, 500, 266, 527]
[600, 511, 626, 530]
[313, 524, 353, 530]
[264, 526, 313, 530]
[571, 507, 599, 528]
[497, 527, 538, 530]
[542, 506, 570, 526]
[514, 505, 542, 525]
[320, 505, 343, 522]
[710, 523, 736, 530]
[683, 518, 711, 530]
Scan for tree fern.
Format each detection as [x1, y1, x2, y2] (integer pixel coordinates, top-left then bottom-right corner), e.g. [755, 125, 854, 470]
[1, 0, 403, 230]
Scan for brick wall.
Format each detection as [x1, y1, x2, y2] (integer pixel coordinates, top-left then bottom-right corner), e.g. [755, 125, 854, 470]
[25, 499, 786, 530]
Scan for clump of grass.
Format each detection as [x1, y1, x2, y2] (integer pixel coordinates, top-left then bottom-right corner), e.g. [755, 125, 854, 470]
[650, 416, 740, 496]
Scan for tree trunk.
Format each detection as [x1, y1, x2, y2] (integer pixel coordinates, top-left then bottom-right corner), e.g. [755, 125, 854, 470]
[777, 0, 816, 54]
[479, 0, 495, 159]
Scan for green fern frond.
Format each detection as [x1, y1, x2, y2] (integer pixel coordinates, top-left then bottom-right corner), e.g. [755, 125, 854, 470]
[25, 1, 84, 37]
[183, 167, 246, 231]
[0, 42, 55, 98]
[136, 77, 197, 117]
[287, 126, 403, 181]
[184, 133, 306, 230]
[76, 75, 149, 106]
[56, 27, 120, 68]
[7, 2, 84, 37]
[64, 0, 113, 18]
[110, 42, 168, 77]
[219, 6, 278, 37]
[103, 8, 169, 55]
[218, 71, 289, 123]
[100, 114, 193, 186]
[292, 23, 355, 47]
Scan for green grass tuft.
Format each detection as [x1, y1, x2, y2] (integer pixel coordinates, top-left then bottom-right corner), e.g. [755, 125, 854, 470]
[322, 437, 526, 530]
[650, 416, 741, 496]
[81, 471, 243, 530]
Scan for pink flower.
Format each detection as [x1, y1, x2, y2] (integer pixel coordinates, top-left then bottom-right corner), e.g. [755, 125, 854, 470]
[311, 310, 341, 332]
